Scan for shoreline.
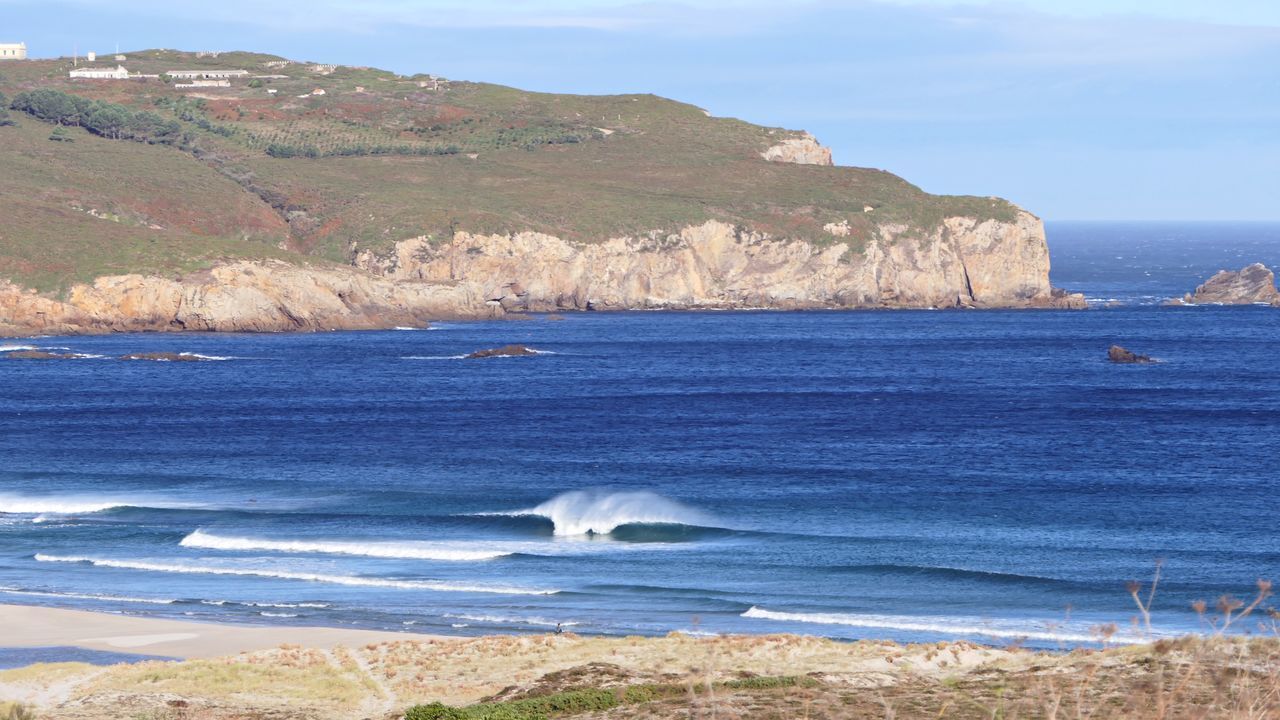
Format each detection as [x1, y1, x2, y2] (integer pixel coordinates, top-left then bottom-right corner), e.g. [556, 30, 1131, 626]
[0, 604, 451, 661]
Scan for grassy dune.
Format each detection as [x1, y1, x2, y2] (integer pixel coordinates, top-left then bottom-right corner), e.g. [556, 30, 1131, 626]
[2, 633, 1278, 719]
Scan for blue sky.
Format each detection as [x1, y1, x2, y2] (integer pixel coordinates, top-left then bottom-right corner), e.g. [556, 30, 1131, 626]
[2, 0, 1277, 220]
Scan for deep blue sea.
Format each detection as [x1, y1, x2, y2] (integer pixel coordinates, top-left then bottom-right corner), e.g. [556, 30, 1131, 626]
[2, 222, 1278, 649]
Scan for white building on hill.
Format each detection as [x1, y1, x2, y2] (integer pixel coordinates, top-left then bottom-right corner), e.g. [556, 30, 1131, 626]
[70, 65, 130, 79]
[0, 42, 26, 60]
[166, 69, 249, 80]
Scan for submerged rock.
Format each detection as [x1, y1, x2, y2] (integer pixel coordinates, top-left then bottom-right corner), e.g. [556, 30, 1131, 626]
[120, 352, 208, 362]
[465, 344, 539, 359]
[1180, 263, 1280, 306]
[4, 350, 77, 360]
[1108, 345, 1156, 364]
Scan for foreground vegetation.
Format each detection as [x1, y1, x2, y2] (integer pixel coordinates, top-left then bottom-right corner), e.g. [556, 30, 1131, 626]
[2, 633, 1277, 719]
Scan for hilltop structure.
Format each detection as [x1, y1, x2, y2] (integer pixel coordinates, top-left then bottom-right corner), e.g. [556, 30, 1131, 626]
[0, 42, 27, 60]
[69, 65, 129, 79]
[166, 69, 248, 80]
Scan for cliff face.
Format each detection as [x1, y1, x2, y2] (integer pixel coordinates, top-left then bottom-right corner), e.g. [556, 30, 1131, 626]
[761, 133, 834, 166]
[0, 260, 499, 336]
[1, 213, 1082, 336]
[357, 212, 1083, 313]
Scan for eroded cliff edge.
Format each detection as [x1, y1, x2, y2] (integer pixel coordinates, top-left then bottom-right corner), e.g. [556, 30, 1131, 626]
[1, 212, 1083, 336]
[359, 213, 1082, 313]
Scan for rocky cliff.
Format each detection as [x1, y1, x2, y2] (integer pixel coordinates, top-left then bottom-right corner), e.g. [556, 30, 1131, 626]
[357, 213, 1083, 313]
[760, 132, 835, 166]
[1176, 263, 1280, 306]
[0, 260, 498, 336]
[1, 214, 1082, 336]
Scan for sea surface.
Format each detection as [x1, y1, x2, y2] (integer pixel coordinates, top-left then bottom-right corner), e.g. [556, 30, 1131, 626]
[2, 222, 1278, 649]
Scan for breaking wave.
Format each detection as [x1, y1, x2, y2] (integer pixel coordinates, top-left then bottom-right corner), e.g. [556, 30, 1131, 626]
[180, 529, 517, 561]
[0, 586, 177, 605]
[33, 554, 557, 595]
[443, 613, 580, 629]
[199, 600, 330, 609]
[741, 607, 1174, 644]
[494, 490, 714, 536]
[0, 494, 201, 516]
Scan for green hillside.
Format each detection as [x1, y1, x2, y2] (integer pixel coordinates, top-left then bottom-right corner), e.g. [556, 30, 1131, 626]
[0, 49, 1019, 291]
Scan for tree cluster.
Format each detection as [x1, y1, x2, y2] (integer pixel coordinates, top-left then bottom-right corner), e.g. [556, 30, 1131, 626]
[9, 89, 183, 144]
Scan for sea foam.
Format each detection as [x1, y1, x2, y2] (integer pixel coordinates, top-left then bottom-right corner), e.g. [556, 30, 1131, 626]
[33, 554, 556, 595]
[0, 494, 198, 515]
[501, 489, 712, 536]
[741, 607, 1171, 644]
[180, 529, 516, 561]
[0, 586, 177, 605]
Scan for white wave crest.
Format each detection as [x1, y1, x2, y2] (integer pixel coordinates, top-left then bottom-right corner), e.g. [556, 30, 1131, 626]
[401, 355, 468, 360]
[178, 352, 239, 361]
[505, 490, 711, 536]
[259, 611, 299, 618]
[0, 496, 130, 514]
[0, 586, 177, 605]
[741, 607, 1173, 645]
[201, 599, 330, 609]
[33, 554, 555, 595]
[443, 613, 579, 628]
[0, 344, 38, 352]
[180, 529, 516, 561]
[0, 494, 197, 515]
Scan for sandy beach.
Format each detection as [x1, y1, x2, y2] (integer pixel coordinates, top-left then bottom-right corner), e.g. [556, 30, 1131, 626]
[0, 603, 448, 659]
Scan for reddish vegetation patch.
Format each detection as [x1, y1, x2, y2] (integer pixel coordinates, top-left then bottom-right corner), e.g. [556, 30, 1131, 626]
[433, 104, 470, 124]
[312, 216, 346, 240]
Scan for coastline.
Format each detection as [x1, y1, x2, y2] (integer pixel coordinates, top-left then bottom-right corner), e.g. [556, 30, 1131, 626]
[3, 604, 1274, 720]
[0, 603, 450, 660]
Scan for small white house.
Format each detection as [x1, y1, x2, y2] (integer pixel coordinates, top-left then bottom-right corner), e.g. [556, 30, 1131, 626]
[166, 69, 249, 80]
[0, 42, 26, 60]
[70, 65, 129, 80]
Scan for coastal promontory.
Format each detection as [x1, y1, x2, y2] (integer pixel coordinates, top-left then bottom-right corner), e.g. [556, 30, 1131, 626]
[1178, 263, 1280, 306]
[0, 50, 1083, 335]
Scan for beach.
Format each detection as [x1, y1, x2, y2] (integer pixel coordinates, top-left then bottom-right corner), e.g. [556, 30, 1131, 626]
[0, 603, 449, 660]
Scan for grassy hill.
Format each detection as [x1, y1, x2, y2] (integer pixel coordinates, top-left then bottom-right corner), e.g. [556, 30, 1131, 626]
[0, 49, 1019, 292]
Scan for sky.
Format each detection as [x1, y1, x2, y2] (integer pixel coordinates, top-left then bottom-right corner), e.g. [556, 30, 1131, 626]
[1, 0, 1277, 220]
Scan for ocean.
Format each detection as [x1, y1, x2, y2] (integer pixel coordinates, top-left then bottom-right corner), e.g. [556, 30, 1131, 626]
[2, 222, 1278, 649]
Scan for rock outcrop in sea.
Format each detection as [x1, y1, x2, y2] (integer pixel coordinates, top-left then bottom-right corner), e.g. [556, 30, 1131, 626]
[465, 345, 540, 359]
[1176, 263, 1280, 306]
[1108, 345, 1156, 364]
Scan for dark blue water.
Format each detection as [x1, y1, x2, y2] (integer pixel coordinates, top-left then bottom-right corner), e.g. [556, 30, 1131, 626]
[1, 223, 1278, 648]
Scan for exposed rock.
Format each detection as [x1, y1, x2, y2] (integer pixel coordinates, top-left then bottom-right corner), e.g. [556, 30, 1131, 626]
[1179, 263, 1280, 306]
[823, 220, 852, 237]
[120, 352, 209, 362]
[1108, 345, 1156, 364]
[4, 350, 77, 360]
[465, 344, 540, 359]
[2, 213, 1085, 336]
[360, 215, 1085, 312]
[761, 132, 834, 166]
[0, 260, 500, 336]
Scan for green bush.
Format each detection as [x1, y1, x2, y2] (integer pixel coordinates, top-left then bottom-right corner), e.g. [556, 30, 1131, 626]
[405, 702, 468, 720]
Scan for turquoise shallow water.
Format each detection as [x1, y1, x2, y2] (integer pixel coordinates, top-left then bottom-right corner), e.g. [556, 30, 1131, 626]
[1, 223, 1278, 648]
